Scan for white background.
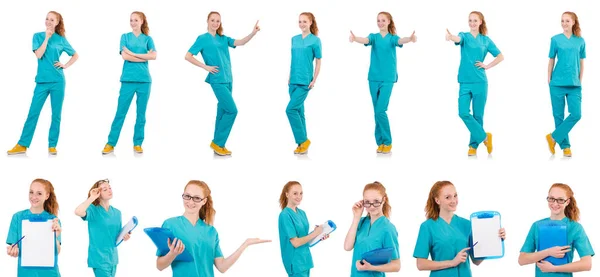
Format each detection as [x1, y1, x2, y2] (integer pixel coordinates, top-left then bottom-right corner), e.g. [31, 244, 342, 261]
[0, 0, 597, 276]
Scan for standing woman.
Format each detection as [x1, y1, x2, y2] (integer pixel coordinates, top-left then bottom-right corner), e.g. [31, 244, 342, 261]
[413, 181, 506, 277]
[344, 182, 400, 276]
[7, 11, 78, 155]
[156, 180, 270, 276]
[446, 11, 503, 156]
[287, 12, 322, 155]
[102, 11, 157, 155]
[545, 12, 586, 158]
[278, 181, 328, 277]
[185, 12, 260, 156]
[349, 12, 417, 154]
[74, 179, 131, 277]
[518, 183, 594, 275]
[6, 179, 62, 277]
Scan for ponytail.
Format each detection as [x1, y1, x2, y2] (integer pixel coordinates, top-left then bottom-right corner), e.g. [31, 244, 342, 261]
[279, 181, 301, 210]
[379, 12, 397, 35]
[550, 183, 580, 221]
[425, 181, 454, 220]
[186, 180, 216, 225]
[470, 11, 487, 35]
[300, 12, 319, 36]
[32, 178, 59, 216]
[363, 181, 391, 218]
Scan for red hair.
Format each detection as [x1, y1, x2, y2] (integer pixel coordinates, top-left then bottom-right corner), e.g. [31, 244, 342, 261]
[378, 12, 397, 35]
[48, 11, 65, 37]
[470, 11, 487, 35]
[185, 180, 216, 225]
[550, 183, 580, 221]
[300, 12, 319, 36]
[425, 181, 454, 220]
[363, 182, 391, 218]
[207, 11, 224, 36]
[32, 178, 59, 216]
[132, 11, 150, 35]
[563, 12, 581, 37]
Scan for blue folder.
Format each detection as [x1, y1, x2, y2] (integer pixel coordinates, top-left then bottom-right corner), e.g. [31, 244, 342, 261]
[361, 247, 394, 265]
[538, 220, 568, 265]
[144, 227, 194, 262]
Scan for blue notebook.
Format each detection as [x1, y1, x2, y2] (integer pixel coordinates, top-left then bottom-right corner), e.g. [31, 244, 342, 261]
[361, 247, 394, 265]
[144, 227, 194, 262]
[538, 220, 568, 265]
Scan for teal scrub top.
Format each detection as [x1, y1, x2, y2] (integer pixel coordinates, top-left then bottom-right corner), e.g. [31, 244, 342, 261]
[351, 216, 400, 277]
[81, 204, 122, 269]
[188, 33, 236, 84]
[413, 215, 473, 277]
[454, 32, 501, 83]
[520, 217, 595, 277]
[364, 33, 403, 82]
[548, 34, 586, 87]
[158, 216, 224, 277]
[290, 33, 322, 86]
[278, 207, 314, 275]
[6, 209, 62, 277]
[32, 32, 76, 83]
[119, 32, 156, 83]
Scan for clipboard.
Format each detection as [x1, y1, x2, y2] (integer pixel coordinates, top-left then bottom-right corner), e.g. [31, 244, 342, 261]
[144, 227, 194, 262]
[470, 211, 504, 259]
[20, 216, 58, 268]
[309, 220, 337, 247]
[361, 247, 394, 265]
[538, 220, 568, 265]
[116, 216, 138, 247]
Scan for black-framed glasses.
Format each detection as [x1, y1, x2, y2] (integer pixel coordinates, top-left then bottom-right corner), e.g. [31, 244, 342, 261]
[182, 194, 205, 203]
[547, 197, 569, 204]
[362, 200, 383, 208]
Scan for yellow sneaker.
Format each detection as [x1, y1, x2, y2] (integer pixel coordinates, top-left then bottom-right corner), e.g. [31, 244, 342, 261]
[376, 145, 384, 153]
[296, 139, 311, 155]
[563, 148, 572, 157]
[468, 147, 477, 156]
[222, 147, 232, 155]
[293, 145, 302, 154]
[210, 142, 230, 156]
[7, 144, 27, 155]
[483, 132, 493, 154]
[102, 144, 114, 155]
[546, 134, 556, 155]
[381, 144, 392, 154]
[133, 145, 143, 154]
[48, 147, 57, 155]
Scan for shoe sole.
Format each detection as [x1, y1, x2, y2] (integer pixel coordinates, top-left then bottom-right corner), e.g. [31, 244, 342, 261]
[48, 152, 57, 155]
[7, 152, 26, 155]
[102, 151, 114, 155]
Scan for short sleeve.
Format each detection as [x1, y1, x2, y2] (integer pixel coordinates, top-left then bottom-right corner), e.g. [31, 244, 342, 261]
[156, 220, 170, 256]
[520, 223, 537, 253]
[32, 33, 43, 52]
[214, 231, 224, 258]
[548, 38, 557, 59]
[413, 222, 431, 259]
[81, 205, 95, 221]
[573, 224, 595, 258]
[392, 34, 403, 48]
[225, 35, 236, 49]
[188, 36, 203, 55]
[147, 36, 156, 52]
[62, 37, 76, 56]
[119, 34, 126, 55]
[580, 39, 586, 59]
[487, 37, 500, 57]
[6, 213, 19, 245]
[455, 32, 465, 46]
[383, 227, 400, 260]
[364, 33, 375, 47]
[313, 38, 322, 59]
[278, 213, 298, 240]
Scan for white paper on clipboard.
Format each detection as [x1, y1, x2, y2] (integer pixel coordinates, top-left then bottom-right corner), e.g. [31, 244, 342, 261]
[21, 220, 55, 267]
[471, 213, 503, 258]
[116, 216, 138, 246]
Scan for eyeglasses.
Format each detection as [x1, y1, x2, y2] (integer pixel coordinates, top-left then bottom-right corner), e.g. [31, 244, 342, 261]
[547, 197, 569, 204]
[362, 200, 383, 208]
[182, 194, 205, 203]
[97, 179, 109, 184]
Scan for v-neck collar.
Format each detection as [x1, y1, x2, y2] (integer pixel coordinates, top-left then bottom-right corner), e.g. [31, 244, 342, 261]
[562, 33, 573, 40]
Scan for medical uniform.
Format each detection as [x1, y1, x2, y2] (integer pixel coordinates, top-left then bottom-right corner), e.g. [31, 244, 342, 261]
[413, 215, 474, 277]
[287, 33, 322, 145]
[278, 207, 313, 277]
[521, 217, 595, 277]
[6, 209, 61, 277]
[158, 216, 223, 277]
[18, 32, 76, 148]
[364, 33, 403, 146]
[107, 32, 156, 147]
[351, 216, 400, 277]
[454, 32, 501, 149]
[188, 33, 238, 148]
[82, 204, 122, 277]
[548, 34, 585, 149]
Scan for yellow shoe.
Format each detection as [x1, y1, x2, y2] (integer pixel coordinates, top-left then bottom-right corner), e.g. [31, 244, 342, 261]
[468, 147, 477, 156]
[210, 142, 229, 156]
[222, 147, 232, 155]
[48, 147, 57, 155]
[296, 139, 311, 155]
[134, 145, 143, 154]
[381, 144, 392, 154]
[293, 145, 302, 154]
[563, 148, 572, 157]
[7, 144, 27, 155]
[546, 134, 556, 155]
[483, 132, 493, 154]
[376, 145, 384, 153]
[102, 144, 114, 155]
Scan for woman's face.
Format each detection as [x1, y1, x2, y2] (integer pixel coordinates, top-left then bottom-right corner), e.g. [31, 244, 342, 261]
[377, 14, 390, 32]
[130, 13, 143, 31]
[561, 14, 575, 33]
[363, 189, 384, 216]
[468, 13, 482, 32]
[97, 181, 113, 201]
[45, 13, 59, 30]
[182, 185, 206, 214]
[29, 181, 49, 210]
[435, 185, 458, 213]
[208, 13, 221, 32]
[547, 187, 569, 217]
[298, 14, 311, 33]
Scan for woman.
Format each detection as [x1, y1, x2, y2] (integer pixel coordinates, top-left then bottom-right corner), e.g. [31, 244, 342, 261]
[545, 12, 585, 158]
[74, 179, 131, 277]
[278, 181, 329, 276]
[349, 12, 417, 154]
[287, 12, 321, 155]
[446, 11, 504, 156]
[156, 180, 270, 276]
[102, 11, 157, 155]
[6, 179, 62, 277]
[7, 11, 78, 156]
[518, 183, 594, 276]
[185, 12, 260, 156]
[413, 181, 506, 277]
[344, 182, 400, 276]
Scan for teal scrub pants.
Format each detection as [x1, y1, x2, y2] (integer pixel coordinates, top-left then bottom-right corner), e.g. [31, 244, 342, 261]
[550, 86, 582, 149]
[369, 81, 394, 146]
[286, 84, 310, 144]
[458, 83, 488, 148]
[107, 82, 151, 146]
[211, 83, 237, 147]
[18, 81, 65, 148]
[93, 266, 117, 277]
[289, 270, 310, 277]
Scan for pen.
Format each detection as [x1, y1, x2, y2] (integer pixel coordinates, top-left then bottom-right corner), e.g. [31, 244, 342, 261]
[12, 236, 25, 248]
